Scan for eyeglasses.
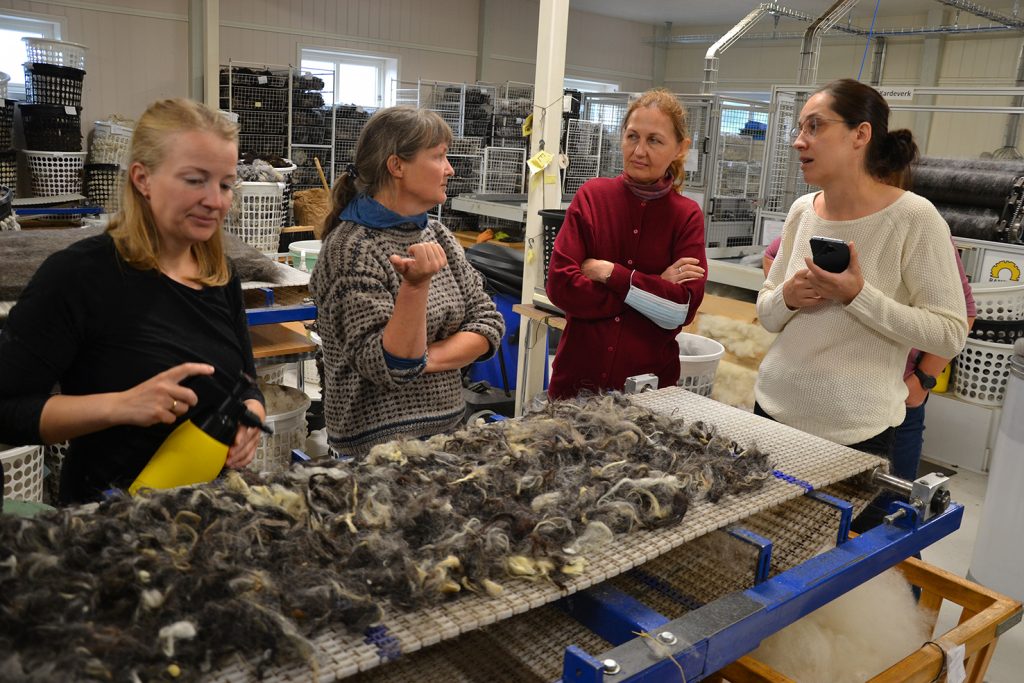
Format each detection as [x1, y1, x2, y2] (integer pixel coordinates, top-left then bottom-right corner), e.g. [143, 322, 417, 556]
[788, 117, 848, 141]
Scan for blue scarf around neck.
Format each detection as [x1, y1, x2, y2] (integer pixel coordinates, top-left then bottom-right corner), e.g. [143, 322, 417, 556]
[339, 194, 429, 230]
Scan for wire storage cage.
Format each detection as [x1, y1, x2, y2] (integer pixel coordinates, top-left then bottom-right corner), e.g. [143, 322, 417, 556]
[482, 147, 526, 194]
[582, 93, 633, 179]
[289, 66, 334, 193]
[23, 62, 85, 108]
[419, 80, 465, 137]
[18, 103, 82, 151]
[0, 71, 9, 99]
[22, 38, 87, 70]
[705, 97, 769, 250]
[563, 119, 602, 197]
[463, 84, 495, 141]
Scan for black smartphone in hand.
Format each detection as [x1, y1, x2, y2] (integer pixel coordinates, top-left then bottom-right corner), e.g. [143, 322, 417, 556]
[809, 236, 850, 273]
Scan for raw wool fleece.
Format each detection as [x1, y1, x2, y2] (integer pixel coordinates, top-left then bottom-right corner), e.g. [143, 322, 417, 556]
[750, 567, 934, 681]
[0, 394, 773, 681]
[0, 226, 282, 302]
[693, 314, 775, 410]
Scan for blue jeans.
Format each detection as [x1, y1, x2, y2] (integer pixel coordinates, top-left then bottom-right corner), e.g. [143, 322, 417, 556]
[852, 397, 927, 534]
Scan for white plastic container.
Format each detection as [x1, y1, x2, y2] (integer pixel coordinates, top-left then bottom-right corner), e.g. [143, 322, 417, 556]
[289, 239, 322, 272]
[969, 354, 1024, 602]
[1, 444, 44, 502]
[676, 332, 725, 397]
[251, 385, 310, 474]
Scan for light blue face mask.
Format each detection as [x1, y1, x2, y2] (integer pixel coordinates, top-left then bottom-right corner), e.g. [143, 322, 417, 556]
[624, 271, 690, 330]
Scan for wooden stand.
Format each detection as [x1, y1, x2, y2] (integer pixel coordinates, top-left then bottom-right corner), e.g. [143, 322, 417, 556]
[709, 556, 1022, 683]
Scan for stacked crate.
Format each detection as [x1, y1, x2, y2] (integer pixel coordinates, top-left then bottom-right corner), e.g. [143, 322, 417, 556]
[330, 104, 375, 186]
[436, 136, 483, 231]
[0, 72, 14, 199]
[289, 68, 333, 199]
[19, 38, 89, 201]
[563, 119, 602, 197]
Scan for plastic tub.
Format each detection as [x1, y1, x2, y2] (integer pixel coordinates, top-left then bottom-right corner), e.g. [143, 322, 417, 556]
[676, 332, 725, 397]
[1, 444, 44, 503]
[252, 384, 310, 474]
[289, 239, 322, 272]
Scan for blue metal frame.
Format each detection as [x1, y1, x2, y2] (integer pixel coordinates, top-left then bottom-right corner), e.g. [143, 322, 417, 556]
[559, 500, 963, 683]
[727, 527, 773, 585]
[245, 303, 318, 326]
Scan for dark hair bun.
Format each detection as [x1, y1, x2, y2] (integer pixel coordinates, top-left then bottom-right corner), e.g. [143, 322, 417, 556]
[883, 128, 918, 171]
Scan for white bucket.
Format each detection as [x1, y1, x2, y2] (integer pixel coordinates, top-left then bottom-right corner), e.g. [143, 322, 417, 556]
[252, 384, 310, 474]
[289, 239, 322, 272]
[676, 332, 724, 397]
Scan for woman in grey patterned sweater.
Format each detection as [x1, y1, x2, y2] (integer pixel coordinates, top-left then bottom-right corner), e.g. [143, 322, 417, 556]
[309, 107, 504, 457]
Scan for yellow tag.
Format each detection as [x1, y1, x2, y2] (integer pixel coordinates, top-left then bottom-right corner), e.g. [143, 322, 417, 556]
[527, 248, 535, 264]
[527, 149, 554, 176]
[544, 173, 557, 185]
[522, 113, 533, 137]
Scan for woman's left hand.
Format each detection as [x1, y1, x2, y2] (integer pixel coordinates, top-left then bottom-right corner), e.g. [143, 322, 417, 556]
[581, 258, 615, 283]
[225, 399, 265, 469]
[804, 241, 865, 305]
[661, 257, 705, 284]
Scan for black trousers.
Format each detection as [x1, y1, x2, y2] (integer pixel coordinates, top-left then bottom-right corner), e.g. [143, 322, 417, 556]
[753, 402, 896, 532]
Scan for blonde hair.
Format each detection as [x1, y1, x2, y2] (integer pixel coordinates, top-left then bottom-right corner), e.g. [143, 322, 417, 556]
[322, 106, 453, 238]
[107, 98, 239, 286]
[621, 89, 690, 190]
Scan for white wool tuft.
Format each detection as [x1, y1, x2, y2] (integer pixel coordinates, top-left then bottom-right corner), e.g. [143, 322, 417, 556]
[750, 568, 933, 682]
[711, 360, 757, 411]
[696, 314, 776, 365]
[158, 621, 198, 658]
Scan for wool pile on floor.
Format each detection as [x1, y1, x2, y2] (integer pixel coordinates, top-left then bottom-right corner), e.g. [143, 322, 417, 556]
[0, 393, 773, 682]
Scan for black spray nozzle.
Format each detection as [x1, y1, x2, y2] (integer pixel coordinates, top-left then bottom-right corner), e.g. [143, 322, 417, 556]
[197, 372, 274, 443]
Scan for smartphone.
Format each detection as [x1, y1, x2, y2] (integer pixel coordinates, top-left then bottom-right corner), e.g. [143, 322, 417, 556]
[809, 236, 850, 273]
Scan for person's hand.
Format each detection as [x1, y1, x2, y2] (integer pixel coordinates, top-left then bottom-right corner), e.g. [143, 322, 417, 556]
[581, 258, 614, 283]
[225, 399, 265, 469]
[112, 362, 215, 427]
[661, 257, 705, 284]
[389, 242, 447, 287]
[804, 241, 865, 305]
[782, 269, 824, 310]
[905, 374, 928, 408]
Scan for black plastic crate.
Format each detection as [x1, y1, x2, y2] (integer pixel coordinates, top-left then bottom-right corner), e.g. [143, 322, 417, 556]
[0, 99, 13, 149]
[24, 62, 85, 107]
[83, 163, 124, 211]
[539, 209, 566, 284]
[18, 103, 82, 151]
[0, 149, 15, 197]
[969, 318, 1024, 345]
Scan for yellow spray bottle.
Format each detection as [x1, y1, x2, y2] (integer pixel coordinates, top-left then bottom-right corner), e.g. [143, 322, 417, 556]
[129, 374, 272, 495]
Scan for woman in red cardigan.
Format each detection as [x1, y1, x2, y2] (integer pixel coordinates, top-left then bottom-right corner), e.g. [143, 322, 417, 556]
[546, 89, 708, 399]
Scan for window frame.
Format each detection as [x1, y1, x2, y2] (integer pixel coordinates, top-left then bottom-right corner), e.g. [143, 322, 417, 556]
[298, 46, 398, 108]
[0, 10, 63, 99]
[564, 77, 619, 94]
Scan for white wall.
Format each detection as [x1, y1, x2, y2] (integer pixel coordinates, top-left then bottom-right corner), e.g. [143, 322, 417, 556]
[2, 0, 1024, 159]
[0, 0, 188, 127]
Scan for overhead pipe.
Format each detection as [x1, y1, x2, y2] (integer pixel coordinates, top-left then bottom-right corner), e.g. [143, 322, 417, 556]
[870, 36, 887, 85]
[666, 23, 1014, 44]
[797, 0, 862, 85]
[932, 0, 1024, 30]
[701, 3, 840, 94]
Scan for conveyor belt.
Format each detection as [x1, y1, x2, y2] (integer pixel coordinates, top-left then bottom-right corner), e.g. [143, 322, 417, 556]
[208, 387, 884, 682]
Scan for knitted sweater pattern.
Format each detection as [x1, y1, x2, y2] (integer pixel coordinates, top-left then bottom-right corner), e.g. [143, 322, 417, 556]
[756, 191, 968, 445]
[310, 219, 504, 456]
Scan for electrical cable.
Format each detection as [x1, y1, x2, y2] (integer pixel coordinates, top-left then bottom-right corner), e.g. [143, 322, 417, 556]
[857, 0, 883, 81]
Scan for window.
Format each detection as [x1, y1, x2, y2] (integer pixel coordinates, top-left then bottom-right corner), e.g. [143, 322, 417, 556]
[0, 12, 61, 98]
[564, 77, 618, 93]
[300, 48, 397, 108]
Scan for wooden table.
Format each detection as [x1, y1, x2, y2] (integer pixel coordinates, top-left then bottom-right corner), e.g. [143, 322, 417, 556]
[249, 321, 316, 390]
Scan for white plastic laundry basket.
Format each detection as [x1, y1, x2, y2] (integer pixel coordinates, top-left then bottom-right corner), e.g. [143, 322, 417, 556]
[251, 385, 310, 474]
[224, 181, 284, 253]
[953, 337, 1015, 406]
[971, 281, 1024, 321]
[676, 332, 725, 397]
[2, 444, 44, 503]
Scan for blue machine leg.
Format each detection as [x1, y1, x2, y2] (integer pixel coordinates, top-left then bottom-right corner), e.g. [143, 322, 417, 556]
[558, 501, 963, 682]
[727, 527, 773, 585]
[805, 490, 855, 545]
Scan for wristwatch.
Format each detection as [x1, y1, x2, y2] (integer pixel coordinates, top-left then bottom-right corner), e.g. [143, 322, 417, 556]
[914, 367, 937, 390]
